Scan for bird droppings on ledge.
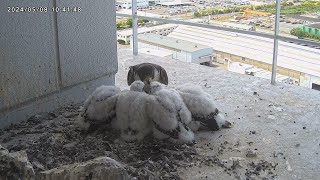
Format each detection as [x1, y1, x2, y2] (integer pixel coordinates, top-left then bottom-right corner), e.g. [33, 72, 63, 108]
[1, 49, 320, 179]
[0, 105, 283, 180]
[115, 49, 320, 179]
[246, 149, 258, 158]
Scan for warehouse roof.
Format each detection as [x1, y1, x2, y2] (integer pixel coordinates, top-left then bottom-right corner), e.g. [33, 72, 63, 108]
[138, 33, 211, 53]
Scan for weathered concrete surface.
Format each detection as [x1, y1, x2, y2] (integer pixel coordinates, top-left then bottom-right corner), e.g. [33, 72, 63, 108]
[0, 145, 35, 180]
[0, 74, 115, 129]
[0, 0, 117, 129]
[37, 156, 130, 180]
[116, 49, 320, 180]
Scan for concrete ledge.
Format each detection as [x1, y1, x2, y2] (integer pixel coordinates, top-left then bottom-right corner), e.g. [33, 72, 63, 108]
[116, 49, 320, 179]
[0, 74, 115, 129]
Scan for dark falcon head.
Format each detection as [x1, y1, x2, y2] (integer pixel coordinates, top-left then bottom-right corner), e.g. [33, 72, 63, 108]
[127, 63, 168, 93]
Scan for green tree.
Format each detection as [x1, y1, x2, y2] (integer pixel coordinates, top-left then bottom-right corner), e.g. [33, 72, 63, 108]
[116, 21, 124, 30]
[126, 18, 132, 28]
[212, 7, 220, 14]
[142, 19, 149, 23]
[290, 27, 305, 38]
[117, 39, 126, 45]
[207, 9, 213, 15]
[137, 18, 144, 24]
[223, 8, 231, 13]
[234, 6, 242, 12]
[255, 5, 263, 10]
[194, 11, 202, 18]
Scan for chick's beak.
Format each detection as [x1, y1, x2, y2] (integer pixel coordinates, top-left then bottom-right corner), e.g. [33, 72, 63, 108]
[143, 77, 152, 94]
[143, 84, 151, 94]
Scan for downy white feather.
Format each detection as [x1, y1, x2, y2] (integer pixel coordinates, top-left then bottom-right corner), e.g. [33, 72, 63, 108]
[177, 84, 229, 131]
[148, 82, 194, 144]
[113, 81, 153, 142]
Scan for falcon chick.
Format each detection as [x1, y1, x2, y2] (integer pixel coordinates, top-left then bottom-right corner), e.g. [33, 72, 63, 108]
[77, 85, 121, 131]
[113, 81, 153, 142]
[176, 84, 231, 131]
[127, 63, 168, 93]
[147, 81, 194, 144]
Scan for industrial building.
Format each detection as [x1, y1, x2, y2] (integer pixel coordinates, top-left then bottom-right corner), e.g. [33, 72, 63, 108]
[116, 0, 179, 8]
[117, 24, 178, 44]
[228, 62, 291, 84]
[121, 23, 319, 90]
[116, 0, 169, 9]
[116, 0, 149, 9]
[165, 25, 320, 90]
[134, 33, 213, 64]
[222, 22, 256, 31]
[156, 0, 193, 7]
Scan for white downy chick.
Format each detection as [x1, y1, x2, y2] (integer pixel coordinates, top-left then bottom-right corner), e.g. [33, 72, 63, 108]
[176, 84, 231, 131]
[113, 81, 153, 142]
[148, 81, 194, 144]
[77, 85, 121, 130]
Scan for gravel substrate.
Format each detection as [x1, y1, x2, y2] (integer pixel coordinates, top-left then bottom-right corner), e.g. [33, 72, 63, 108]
[0, 104, 278, 179]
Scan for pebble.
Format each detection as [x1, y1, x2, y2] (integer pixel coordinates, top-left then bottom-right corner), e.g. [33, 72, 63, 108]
[246, 150, 258, 158]
[32, 160, 45, 171]
[63, 112, 78, 118]
[268, 115, 276, 120]
[229, 157, 245, 161]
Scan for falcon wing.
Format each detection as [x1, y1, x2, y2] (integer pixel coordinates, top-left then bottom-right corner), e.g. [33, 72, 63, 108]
[152, 120, 180, 139]
[127, 66, 135, 86]
[159, 67, 168, 85]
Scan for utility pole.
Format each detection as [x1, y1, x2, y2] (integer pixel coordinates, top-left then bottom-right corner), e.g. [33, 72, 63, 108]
[132, 0, 138, 55]
[271, 0, 281, 84]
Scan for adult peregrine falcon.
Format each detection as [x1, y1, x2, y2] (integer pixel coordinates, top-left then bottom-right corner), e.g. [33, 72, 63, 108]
[127, 63, 168, 93]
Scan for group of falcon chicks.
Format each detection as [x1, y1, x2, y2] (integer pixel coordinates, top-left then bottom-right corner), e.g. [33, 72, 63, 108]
[77, 63, 231, 144]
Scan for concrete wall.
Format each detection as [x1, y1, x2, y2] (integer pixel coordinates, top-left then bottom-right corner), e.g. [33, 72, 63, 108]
[214, 51, 302, 80]
[136, 41, 173, 54]
[191, 49, 213, 64]
[300, 74, 320, 89]
[173, 51, 192, 63]
[0, 0, 118, 128]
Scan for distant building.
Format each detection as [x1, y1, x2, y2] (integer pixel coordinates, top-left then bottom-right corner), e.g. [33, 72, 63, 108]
[116, 0, 149, 9]
[222, 22, 256, 31]
[134, 33, 213, 64]
[117, 24, 178, 44]
[116, 0, 193, 8]
[228, 62, 291, 84]
[167, 25, 320, 89]
[156, 0, 193, 7]
[300, 23, 320, 36]
[154, 0, 175, 3]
